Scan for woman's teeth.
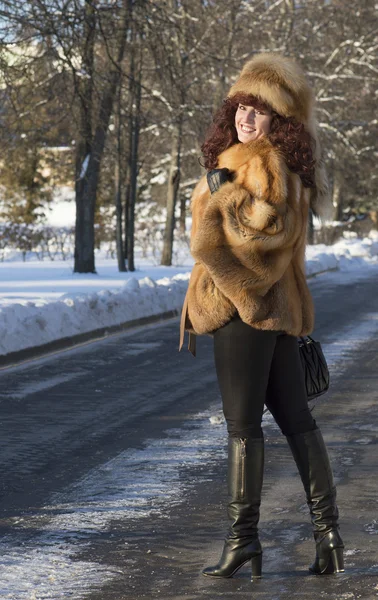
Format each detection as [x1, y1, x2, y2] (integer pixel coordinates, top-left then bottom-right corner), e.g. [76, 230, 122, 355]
[240, 125, 255, 133]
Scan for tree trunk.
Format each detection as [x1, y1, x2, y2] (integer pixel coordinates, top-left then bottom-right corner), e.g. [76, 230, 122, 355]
[115, 83, 126, 272]
[308, 210, 314, 245]
[332, 167, 344, 222]
[115, 157, 126, 272]
[179, 190, 186, 234]
[126, 103, 140, 272]
[74, 0, 131, 273]
[125, 19, 142, 273]
[124, 169, 131, 262]
[212, 4, 238, 113]
[74, 159, 97, 272]
[161, 117, 182, 266]
[74, 0, 96, 272]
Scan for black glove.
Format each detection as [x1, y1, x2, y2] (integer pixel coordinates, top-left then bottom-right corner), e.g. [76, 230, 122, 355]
[207, 168, 232, 195]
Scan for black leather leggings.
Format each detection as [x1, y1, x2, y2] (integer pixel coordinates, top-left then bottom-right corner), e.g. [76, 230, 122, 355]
[213, 315, 316, 438]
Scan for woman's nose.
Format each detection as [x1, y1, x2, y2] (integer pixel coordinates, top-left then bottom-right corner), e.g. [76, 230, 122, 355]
[245, 110, 256, 124]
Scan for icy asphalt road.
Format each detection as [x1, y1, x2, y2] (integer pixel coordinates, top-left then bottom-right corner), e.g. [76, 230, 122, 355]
[1, 265, 378, 599]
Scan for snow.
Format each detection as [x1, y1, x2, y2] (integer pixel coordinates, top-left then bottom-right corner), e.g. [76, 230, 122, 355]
[46, 186, 75, 227]
[0, 231, 378, 358]
[0, 267, 191, 356]
[79, 154, 90, 179]
[306, 230, 378, 275]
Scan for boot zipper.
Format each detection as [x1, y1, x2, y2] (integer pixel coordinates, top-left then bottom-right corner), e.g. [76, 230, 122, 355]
[240, 438, 246, 499]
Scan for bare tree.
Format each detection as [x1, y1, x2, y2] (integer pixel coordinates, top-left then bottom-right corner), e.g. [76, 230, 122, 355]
[124, 16, 143, 273]
[73, 0, 132, 272]
[0, 0, 132, 272]
[114, 80, 126, 271]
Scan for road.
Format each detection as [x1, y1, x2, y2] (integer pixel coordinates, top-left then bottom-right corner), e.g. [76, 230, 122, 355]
[1, 265, 378, 599]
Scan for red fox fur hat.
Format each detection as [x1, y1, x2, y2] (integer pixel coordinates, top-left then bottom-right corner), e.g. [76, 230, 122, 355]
[228, 53, 331, 220]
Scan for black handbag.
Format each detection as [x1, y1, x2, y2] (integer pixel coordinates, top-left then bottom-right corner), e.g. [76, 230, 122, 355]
[298, 336, 330, 400]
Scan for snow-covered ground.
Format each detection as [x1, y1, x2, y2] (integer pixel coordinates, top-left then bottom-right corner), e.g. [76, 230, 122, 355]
[0, 231, 378, 358]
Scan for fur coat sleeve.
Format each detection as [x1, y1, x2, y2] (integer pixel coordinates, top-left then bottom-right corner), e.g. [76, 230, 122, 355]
[190, 138, 302, 306]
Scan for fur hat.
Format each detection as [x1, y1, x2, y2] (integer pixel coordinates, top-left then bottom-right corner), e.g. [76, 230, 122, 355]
[228, 53, 331, 220]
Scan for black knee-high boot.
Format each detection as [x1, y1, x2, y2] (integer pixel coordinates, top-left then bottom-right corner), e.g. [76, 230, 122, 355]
[286, 428, 344, 575]
[202, 437, 264, 579]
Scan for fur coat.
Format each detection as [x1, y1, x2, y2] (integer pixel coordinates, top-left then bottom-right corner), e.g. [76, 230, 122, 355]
[179, 137, 315, 356]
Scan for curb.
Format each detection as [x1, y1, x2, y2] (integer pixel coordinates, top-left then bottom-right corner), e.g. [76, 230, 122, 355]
[307, 266, 339, 279]
[0, 309, 180, 370]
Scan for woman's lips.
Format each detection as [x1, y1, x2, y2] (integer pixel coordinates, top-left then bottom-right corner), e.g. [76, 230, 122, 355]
[240, 124, 255, 133]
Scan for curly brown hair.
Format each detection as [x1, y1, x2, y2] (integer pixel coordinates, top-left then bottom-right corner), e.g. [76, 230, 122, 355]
[201, 93, 316, 188]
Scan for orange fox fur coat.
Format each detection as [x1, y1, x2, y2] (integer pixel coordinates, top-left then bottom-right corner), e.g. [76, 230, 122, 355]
[179, 136, 315, 355]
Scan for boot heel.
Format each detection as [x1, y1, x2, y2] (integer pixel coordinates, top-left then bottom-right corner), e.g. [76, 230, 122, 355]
[251, 553, 262, 579]
[330, 548, 344, 573]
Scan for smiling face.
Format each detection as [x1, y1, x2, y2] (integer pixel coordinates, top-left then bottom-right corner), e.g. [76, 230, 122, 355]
[235, 103, 273, 143]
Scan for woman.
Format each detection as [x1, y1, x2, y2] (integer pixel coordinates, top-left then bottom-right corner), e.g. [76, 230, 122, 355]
[179, 54, 344, 578]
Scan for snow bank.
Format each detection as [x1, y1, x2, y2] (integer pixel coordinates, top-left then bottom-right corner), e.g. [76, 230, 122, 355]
[306, 231, 378, 275]
[0, 275, 189, 357]
[0, 232, 378, 358]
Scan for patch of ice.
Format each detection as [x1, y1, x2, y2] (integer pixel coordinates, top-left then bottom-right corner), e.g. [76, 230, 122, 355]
[0, 543, 115, 599]
[364, 520, 378, 534]
[209, 413, 224, 425]
[353, 423, 378, 433]
[0, 373, 80, 401]
[345, 548, 362, 556]
[0, 403, 227, 597]
[317, 311, 378, 380]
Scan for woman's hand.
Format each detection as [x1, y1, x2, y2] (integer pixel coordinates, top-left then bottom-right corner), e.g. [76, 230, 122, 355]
[207, 168, 232, 194]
